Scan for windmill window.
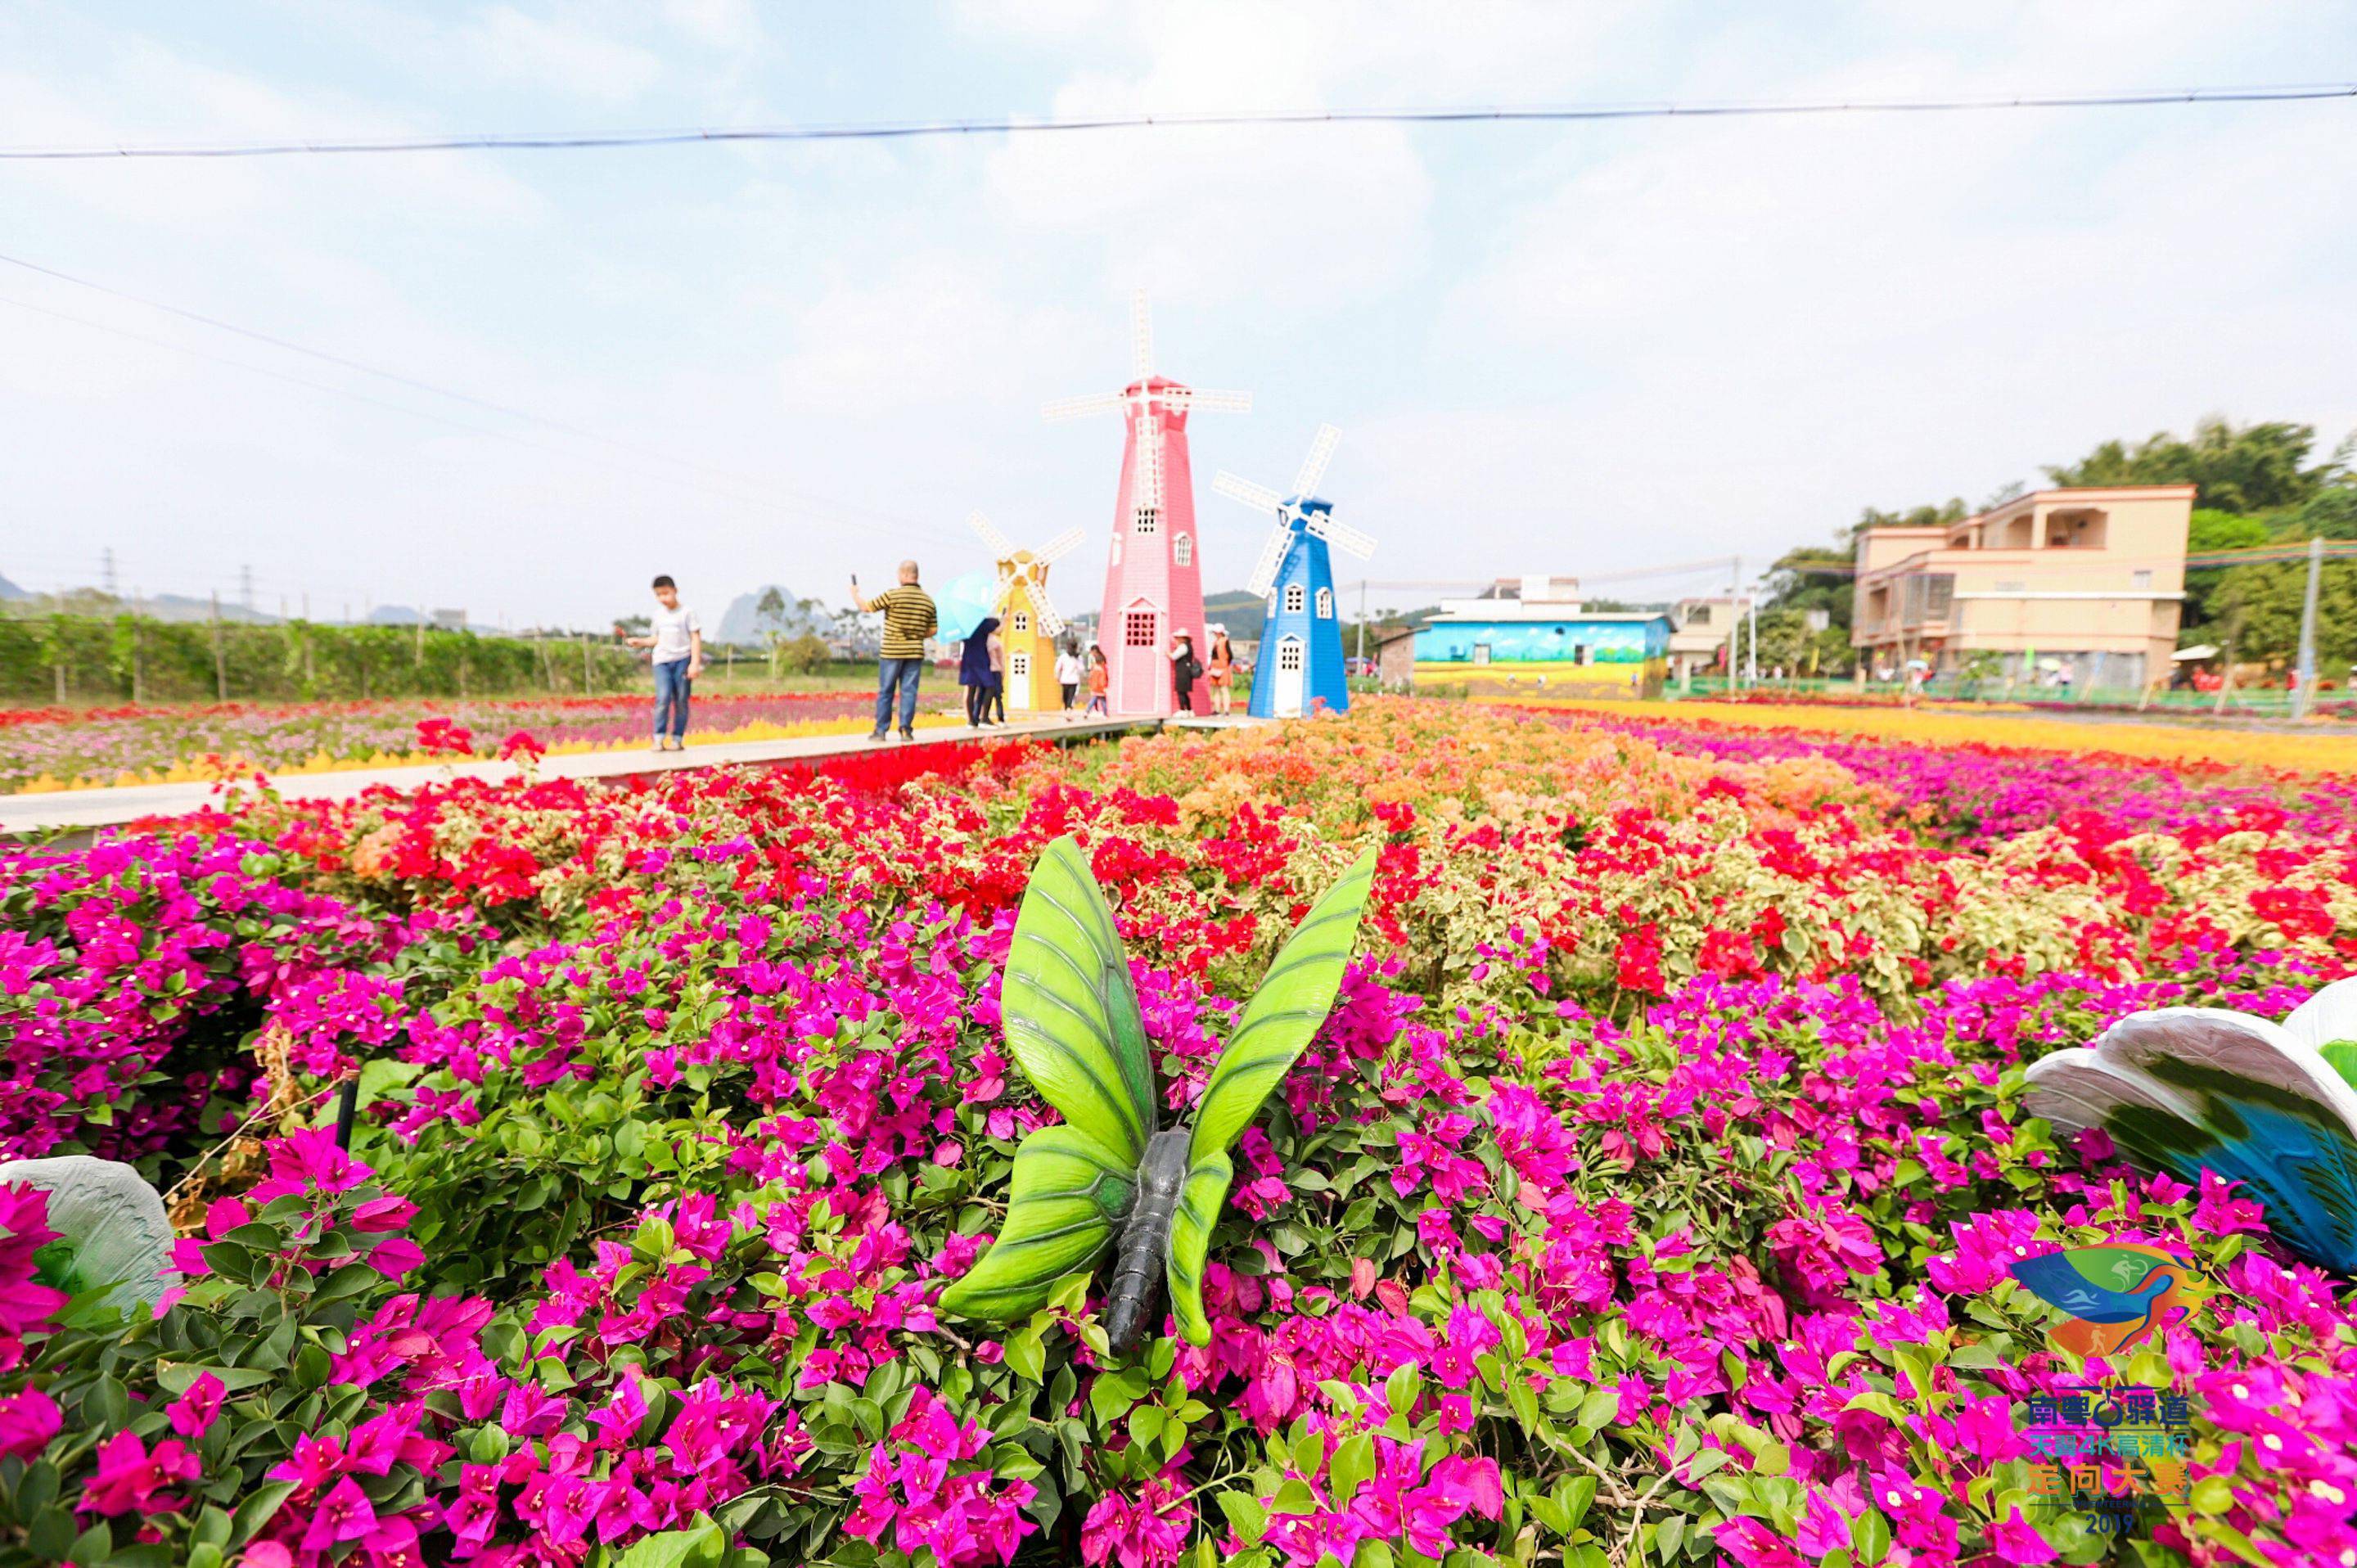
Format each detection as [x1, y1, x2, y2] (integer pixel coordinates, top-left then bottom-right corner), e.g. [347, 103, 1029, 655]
[1174, 533, 1192, 566]
[1011, 651, 1030, 678]
[1011, 611, 1030, 634]
[1278, 640, 1304, 673]
[1124, 611, 1156, 648]
[1284, 583, 1306, 614]
[1136, 507, 1159, 535]
[1315, 588, 1333, 619]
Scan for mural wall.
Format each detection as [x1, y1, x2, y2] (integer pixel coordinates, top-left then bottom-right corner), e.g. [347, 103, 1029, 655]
[1413, 616, 1670, 698]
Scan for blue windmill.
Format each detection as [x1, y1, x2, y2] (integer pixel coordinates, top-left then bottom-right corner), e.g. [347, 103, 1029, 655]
[1214, 424, 1375, 719]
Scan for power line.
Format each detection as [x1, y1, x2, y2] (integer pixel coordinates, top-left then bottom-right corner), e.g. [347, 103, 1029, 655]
[0, 251, 961, 549]
[1, 83, 2348, 160]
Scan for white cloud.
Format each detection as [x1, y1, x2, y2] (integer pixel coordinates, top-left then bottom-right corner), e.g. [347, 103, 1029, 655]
[776, 256, 1093, 417]
[460, 7, 664, 101]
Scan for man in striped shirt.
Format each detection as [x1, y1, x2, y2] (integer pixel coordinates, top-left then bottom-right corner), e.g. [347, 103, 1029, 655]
[853, 559, 939, 741]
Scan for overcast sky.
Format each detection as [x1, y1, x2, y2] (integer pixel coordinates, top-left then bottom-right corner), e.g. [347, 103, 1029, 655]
[2, 1, 2352, 627]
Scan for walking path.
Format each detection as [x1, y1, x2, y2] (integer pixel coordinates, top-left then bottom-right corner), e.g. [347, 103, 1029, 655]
[1, 714, 1167, 836]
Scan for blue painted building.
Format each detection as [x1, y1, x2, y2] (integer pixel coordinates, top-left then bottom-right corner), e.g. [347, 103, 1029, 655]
[1411, 598, 1672, 698]
[1248, 500, 1350, 718]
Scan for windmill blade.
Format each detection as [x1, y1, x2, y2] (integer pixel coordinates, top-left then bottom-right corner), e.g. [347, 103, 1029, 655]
[968, 511, 1015, 557]
[1034, 580, 1066, 638]
[1292, 424, 1342, 499]
[1167, 387, 1251, 414]
[1305, 513, 1378, 560]
[1244, 523, 1294, 601]
[1212, 471, 1286, 516]
[1034, 527, 1086, 565]
[1131, 289, 1153, 381]
[1043, 391, 1122, 421]
[1133, 414, 1164, 508]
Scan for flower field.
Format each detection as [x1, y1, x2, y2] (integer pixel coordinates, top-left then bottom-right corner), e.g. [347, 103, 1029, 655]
[0, 693, 966, 795]
[4, 697, 2357, 1567]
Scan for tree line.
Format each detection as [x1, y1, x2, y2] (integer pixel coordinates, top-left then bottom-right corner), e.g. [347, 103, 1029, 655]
[0, 609, 647, 705]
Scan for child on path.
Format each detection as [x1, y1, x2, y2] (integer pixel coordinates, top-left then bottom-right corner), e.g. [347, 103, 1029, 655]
[624, 574, 702, 750]
[1085, 645, 1110, 716]
[1055, 643, 1083, 715]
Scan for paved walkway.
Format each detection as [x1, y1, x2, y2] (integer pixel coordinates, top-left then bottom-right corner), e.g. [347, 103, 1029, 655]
[1, 714, 1163, 836]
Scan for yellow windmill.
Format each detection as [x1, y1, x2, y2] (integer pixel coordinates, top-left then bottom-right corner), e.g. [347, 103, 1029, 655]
[968, 512, 1085, 713]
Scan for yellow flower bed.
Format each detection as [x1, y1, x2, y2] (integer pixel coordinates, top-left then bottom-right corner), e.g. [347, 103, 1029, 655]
[1492, 696, 2357, 773]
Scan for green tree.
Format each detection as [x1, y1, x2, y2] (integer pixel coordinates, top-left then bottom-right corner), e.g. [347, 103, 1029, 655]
[2183, 509, 2273, 629]
[2044, 417, 2338, 514]
[2208, 560, 2357, 669]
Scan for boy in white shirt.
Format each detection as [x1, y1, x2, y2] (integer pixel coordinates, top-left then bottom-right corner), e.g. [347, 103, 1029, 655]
[624, 574, 703, 750]
[1054, 644, 1084, 715]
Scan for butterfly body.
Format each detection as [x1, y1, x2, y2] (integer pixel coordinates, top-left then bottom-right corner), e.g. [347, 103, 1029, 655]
[939, 836, 1376, 1353]
[1104, 1129, 1192, 1353]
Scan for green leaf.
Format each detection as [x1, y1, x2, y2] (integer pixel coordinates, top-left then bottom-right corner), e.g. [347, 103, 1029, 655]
[1215, 1493, 1269, 1547]
[938, 1125, 1134, 1324]
[1190, 852, 1377, 1161]
[1328, 1434, 1376, 1504]
[615, 1516, 728, 1568]
[1000, 836, 1160, 1164]
[1002, 1328, 1048, 1385]
[1850, 1508, 1892, 1564]
[1163, 1151, 1234, 1347]
[230, 1482, 298, 1545]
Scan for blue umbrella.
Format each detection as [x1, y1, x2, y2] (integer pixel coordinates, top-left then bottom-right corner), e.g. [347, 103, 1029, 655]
[935, 570, 1002, 644]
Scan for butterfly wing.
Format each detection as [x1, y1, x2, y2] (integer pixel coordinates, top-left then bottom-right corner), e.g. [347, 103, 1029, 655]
[2023, 1005, 2357, 1273]
[999, 835, 1158, 1168]
[1166, 851, 1378, 1343]
[2281, 977, 2357, 1092]
[937, 1124, 1137, 1323]
[0, 1155, 176, 1314]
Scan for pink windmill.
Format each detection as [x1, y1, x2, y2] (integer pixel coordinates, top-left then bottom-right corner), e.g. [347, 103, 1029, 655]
[1045, 291, 1251, 715]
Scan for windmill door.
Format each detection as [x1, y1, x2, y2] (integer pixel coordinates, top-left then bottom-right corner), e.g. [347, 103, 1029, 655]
[1274, 636, 1305, 717]
[1009, 650, 1032, 711]
[1120, 602, 1160, 714]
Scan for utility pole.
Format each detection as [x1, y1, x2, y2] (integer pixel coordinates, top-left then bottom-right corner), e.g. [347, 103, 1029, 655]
[581, 631, 591, 692]
[101, 547, 118, 598]
[2293, 535, 2323, 721]
[1730, 556, 1743, 691]
[210, 590, 228, 700]
[130, 586, 144, 702]
[241, 564, 255, 613]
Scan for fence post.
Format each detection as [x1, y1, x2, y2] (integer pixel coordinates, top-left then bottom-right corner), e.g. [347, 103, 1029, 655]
[581, 632, 591, 692]
[210, 591, 228, 700]
[131, 590, 145, 703]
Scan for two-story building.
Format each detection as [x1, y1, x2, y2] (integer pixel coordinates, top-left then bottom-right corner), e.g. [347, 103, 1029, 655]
[1850, 485, 2194, 692]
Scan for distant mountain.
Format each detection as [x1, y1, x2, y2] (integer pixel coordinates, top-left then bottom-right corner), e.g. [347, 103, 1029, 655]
[369, 605, 424, 625]
[0, 572, 26, 602]
[716, 585, 827, 645]
[132, 593, 277, 624]
[1202, 589, 1264, 632]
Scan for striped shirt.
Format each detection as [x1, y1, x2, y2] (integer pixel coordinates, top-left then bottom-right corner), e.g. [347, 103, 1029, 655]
[870, 585, 938, 659]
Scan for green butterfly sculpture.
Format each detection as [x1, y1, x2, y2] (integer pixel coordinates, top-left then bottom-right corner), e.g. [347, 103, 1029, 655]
[939, 835, 1377, 1354]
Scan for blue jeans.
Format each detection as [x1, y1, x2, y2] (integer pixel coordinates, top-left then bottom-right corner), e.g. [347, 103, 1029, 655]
[652, 659, 692, 740]
[872, 657, 923, 737]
